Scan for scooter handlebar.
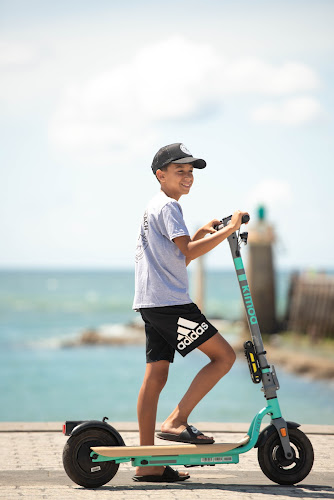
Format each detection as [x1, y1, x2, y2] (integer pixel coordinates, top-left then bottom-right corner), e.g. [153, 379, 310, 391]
[214, 213, 250, 231]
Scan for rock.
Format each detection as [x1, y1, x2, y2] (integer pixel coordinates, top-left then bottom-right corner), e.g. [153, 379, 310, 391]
[61, 326, 145, 348]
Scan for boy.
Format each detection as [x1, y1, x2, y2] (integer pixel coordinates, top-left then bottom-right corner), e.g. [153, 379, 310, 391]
[133, 143, 248, 483]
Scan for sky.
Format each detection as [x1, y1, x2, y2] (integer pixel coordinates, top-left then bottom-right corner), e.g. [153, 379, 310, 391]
[1, 0, 333, 270]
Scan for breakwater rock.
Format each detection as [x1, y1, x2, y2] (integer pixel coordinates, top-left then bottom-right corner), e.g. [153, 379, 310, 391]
[234, 333, 334, 380]
[61, 323, 145, 348]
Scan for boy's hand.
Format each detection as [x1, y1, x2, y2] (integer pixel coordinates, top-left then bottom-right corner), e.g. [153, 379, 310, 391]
[175, 210, 249, 263]
[201, 219, 221, 235]
[230, 210, 249, 231]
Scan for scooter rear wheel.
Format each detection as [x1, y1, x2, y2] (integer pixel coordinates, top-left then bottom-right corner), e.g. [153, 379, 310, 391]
[258, 427, 314, 485]
[63, 428, 121, 488]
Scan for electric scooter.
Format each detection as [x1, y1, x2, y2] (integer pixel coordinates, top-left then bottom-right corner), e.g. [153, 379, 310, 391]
[62, 214, 314, 488]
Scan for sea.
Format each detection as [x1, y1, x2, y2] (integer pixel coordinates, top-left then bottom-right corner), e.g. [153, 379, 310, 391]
[1, 269, 333, 425]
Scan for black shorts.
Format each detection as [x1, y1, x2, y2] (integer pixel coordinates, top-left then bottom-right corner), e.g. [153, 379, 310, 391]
[140, 303, 218, 363]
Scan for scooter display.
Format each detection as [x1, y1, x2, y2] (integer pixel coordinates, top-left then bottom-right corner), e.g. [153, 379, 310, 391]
[62, 214, 314, 488]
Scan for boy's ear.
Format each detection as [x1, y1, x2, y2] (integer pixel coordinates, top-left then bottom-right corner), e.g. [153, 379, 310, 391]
[156, 169, 165, 183]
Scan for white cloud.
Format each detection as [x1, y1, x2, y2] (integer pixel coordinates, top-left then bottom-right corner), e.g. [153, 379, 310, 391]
[251, 96, 325, 125]
[49, 36, 220, 161]
[218, 59, 320, 95]
[48, 36, 322, 159]
[50, 39, 217, 130]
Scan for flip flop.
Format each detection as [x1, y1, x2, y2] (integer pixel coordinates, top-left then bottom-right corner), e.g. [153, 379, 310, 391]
[156, 424, 215, 444]
[132, 465, 190, 483]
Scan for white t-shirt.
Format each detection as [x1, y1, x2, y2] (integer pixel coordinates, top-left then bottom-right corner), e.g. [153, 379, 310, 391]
[133, 191, 191, 309]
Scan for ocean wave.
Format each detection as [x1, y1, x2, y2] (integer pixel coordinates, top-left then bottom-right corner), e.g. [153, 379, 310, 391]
[0, 297, 133, 314]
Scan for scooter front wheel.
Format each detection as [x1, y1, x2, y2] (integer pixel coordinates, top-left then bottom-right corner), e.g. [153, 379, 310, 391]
[63, 428, 122, 488]
[258, 427, 314, 485]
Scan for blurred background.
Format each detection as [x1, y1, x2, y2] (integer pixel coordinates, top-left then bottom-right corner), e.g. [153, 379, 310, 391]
[1, 0, 333, 424]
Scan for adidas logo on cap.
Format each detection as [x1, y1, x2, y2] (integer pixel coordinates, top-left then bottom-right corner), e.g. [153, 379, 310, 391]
[177, 317, 209, 350]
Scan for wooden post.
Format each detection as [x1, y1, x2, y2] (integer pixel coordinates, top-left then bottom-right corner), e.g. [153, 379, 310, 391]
[286, 272, 334, 339]
[247, 206, 277, 333]
[194, 254, 205, 312]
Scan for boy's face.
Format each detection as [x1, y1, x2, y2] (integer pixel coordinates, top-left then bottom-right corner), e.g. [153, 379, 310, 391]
[156, 163, 194, 200]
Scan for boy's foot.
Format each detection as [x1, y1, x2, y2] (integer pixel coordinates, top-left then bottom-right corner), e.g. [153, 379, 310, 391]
[158, 421, 214, 444]
[133, 465, 190, 482]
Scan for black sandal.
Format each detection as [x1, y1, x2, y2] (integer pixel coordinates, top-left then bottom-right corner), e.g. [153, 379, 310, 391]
[132, 465, 190, 482]
[156, 425, 215, 444]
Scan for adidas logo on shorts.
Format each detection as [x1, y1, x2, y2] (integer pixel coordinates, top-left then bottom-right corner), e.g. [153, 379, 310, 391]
[177, 317, 209, 351]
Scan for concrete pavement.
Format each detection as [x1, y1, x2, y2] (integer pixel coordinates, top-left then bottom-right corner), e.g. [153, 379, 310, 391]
[0, 422, 333, 499]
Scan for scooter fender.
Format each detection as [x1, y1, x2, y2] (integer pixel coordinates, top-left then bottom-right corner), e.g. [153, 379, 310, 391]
[255, 421, 300, 448]
[70, 420, 125, 446]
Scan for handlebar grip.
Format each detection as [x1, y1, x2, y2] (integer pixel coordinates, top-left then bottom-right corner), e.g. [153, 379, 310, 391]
[242, 214, 250, 224]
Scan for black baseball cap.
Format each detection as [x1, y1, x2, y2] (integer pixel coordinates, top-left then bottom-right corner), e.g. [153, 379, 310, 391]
[151, 143, 206, 175]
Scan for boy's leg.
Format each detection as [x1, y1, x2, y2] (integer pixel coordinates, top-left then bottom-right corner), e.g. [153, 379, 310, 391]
[135, 360, 169, 476]
[137, 360, 170, 446]
[161, 332, 236, 439]
[136, 360, 189, 478]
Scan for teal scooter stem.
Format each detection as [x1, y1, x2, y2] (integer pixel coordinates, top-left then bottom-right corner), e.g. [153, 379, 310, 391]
[62, 213, 314, 488]
[219, 214, 294, 461]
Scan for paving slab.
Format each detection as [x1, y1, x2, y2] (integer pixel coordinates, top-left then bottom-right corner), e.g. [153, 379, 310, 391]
[0, 424, 333, 500]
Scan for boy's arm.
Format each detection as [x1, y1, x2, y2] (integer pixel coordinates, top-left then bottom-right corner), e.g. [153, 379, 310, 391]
[184, 219, 221, 266]
[175, 210, 248, 264]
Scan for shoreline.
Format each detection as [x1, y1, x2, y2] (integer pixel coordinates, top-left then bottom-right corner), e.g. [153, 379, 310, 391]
[61, 320, 334, 381]
[0, 421, 333, 434]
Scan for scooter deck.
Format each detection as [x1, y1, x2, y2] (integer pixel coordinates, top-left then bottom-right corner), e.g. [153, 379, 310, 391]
[92, 434, 250, 458]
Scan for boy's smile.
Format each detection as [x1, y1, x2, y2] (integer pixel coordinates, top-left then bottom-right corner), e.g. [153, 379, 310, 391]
[157, 163, 194, 201]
